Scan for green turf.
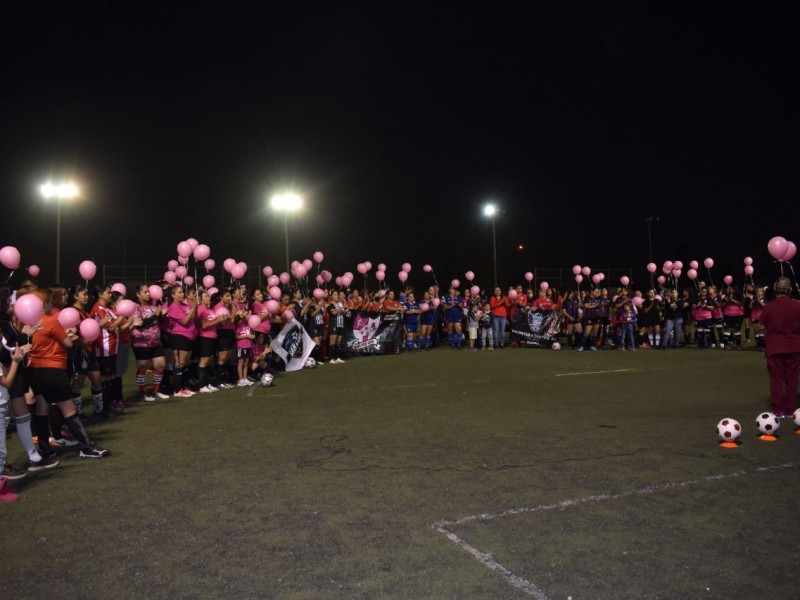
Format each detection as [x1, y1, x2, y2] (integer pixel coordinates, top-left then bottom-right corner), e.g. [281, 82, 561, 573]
[2, 346, 798, 599]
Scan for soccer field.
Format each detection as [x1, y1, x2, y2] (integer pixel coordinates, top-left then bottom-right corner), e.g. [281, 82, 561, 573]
[2, 347, 798, 599]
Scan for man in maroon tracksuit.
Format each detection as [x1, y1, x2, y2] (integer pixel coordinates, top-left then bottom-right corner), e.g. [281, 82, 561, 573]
[760, 277, 800, 417]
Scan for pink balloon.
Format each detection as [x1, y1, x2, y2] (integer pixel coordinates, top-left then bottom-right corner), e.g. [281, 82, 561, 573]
[592, 274, 601, 284]
[149, 285, 163, 302]
[167, 260, 179, 271]
[178, 256, 189, 265]
[377, 263, 386, 272]
[116, 299, 136, 317]
[744, 265, 754, 275]
[432, 298, 441, 307]
[175, 266, 188, 278]
[357, 263, 367, 274]
[402, 263, 412, 273]
[657, 275, 666, 285]
[248, 315, 262, 329]
[631, 296, 643, 308]
[581, 267, 591, 276]
[204, 259, 216, 271]
[663, 261, 674, 272]
[266, 300, 280, 314]
[420, 302, 430, 312]
[215, 307, 230, 319]
[782, 241, 797, 262]
[223, 258, 236, 273]
[704, 258, 714, 269]
[207, 287, 219, 296]
[525, 272, 533, 282]
[186, 238, 199, 250]
[183, 276, 194, 287]
[111, 282, 127, 296]
[465, 271, 475, 281]
[203, 275, 215, 289]
[620, 276, 630, 286]
[0, 246, 21, 270]
[335, 277, 343, 287]
[646, 263, 657, 273]
[193, 244, 211, 261]
[267, 275, 279, 287]
[303, 259, 313, 271]
[572, 265, 581, 275]
[364, 261, 372, 271]
[313, 288, 325, 300]
[689, 260, 699, 270]
[398, 271, 408, 282]
[279, 272, 290, 285]
[451, 279, 460, 289]
[743, 257, 753, 266]
[262, 266, 272, 278]
[316, 275, 324, 285]
[723, 275, 733, 285]
[28, 265, 40, 278]
[508, 289, 518, 299]
[79, 318, 101, 342]
[234, 262, 248, 278]
[79, 260, 97, 281]
[313, 251, 324, 263]
[672, 269, 682, 278]
[177, 241, 192, 258]
[575, 274, 583, 283]
[423, 264, 432, 273]
[269, 286, 282, 300]
[375, 271, 385, 281]
[164, 271, 177, 285]
[321, 270, 332, 282]
[655, 294, 663, 302]
[295, 265, 308, 278]
[662, 266, 672, 275]
[687, 269, 698, 280]
[540, 281, 549, 291]
[673, 261, 683, 271]
[598, 273, 605, 281]
[470, 285, 480, 296]
[57, 307, 81, 329]
[768, 236, 788, 260]
[291, 261, 300, 269]
[282, 309, 295, 321]
[14, 294, 44, 325]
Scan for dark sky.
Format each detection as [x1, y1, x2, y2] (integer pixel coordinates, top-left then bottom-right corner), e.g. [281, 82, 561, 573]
[2, 4, 798, 290]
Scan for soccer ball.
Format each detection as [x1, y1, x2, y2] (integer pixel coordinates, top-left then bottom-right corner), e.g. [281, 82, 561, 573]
[551, 342, 561, 351]
[756, 412, 780, 435]
[716, 418, 741, 442]
[304, 357, 317, 369]
[260, 373, 275, 387]
[793, 408, 800, 426]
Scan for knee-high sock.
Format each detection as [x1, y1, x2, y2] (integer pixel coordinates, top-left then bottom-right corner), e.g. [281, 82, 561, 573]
[63, 413, 92, 449]
[14, 413, 40, 460]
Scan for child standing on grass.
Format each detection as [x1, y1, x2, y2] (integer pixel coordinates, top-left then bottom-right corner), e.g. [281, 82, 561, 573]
[466, 303, 481, 351]
[235, 316, 255, 386]
[618, 300, 637, 351]
[479, 302, 493, 350]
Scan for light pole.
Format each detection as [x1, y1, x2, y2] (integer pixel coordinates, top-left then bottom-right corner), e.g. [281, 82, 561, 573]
[40, 181, 79, 282]
[483, 203, 498, 289]
[271, 193, 302, 273]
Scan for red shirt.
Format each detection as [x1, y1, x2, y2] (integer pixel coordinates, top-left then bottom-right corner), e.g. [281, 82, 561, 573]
[490, 296, 510, 318]
[761, 296, 800, 357]
[90, 303, 119, 357]
[29, 315, 68, 369]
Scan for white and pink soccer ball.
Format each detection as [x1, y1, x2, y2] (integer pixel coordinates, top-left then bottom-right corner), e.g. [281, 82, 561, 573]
[551, 342, 561, 351]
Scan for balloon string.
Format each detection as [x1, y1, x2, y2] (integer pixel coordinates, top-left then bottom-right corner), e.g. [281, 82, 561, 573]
[3, 269, 15, 285]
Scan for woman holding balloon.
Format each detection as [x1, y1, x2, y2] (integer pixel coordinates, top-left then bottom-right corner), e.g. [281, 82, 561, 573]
[68, 284, 107, 417]
[26, 288, 110, 458]
[130, 284, 169, 401]
[89, 285, 128, 413]
[213, 290, 236, 388]
[167, 285, 198, 397]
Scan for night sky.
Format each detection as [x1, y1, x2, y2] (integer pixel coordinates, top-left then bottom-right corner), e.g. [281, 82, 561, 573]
[2, 4, 798, 290]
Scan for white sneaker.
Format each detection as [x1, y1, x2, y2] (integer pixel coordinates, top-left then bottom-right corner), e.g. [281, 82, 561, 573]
[199, 386, 214, 394]
[154, 391, 170, 400]
[237, 379, 249, 387]
[143, 393, 157, 402]
[207, 385, 220, 392]
[246, 380, 256, 386]
[174, 390, 191, 398]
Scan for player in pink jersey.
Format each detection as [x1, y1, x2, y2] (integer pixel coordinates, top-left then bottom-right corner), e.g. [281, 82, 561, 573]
[720, 284, 745, 349]
[197, 289, 227, 393]
[167, 285, 198, 397]
[130, 284, 168, 401]
[234, 316, 255, 386]
[213, 289, 236, 388]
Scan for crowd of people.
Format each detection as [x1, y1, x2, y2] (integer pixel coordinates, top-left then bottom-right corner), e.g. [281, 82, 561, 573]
[0, 273, 784, 501]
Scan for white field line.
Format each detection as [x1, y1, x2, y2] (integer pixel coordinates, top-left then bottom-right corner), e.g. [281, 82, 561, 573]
[555, 368, 636, 377]
[432, 462, 797, 598]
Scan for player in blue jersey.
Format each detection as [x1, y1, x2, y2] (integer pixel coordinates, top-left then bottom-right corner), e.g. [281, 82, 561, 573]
[419, 291, 436, 350]
[402, 292, 421, 352]
[443, 286, 464, 349]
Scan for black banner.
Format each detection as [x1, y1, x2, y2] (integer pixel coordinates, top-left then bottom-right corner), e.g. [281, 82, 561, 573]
[343, 311, 404, 355]
[509, 307, 562, 348]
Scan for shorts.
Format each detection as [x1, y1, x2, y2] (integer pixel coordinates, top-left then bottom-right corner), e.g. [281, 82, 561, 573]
[5, 362, 29, 398]
[73, 347, 100, 375]
[131, 345, 165, 361]
[421, 314, 435, 326]
[308, 326, 324, 339]
[217, 329, 236, 352]
[171, 334, 196, 352]
[328, 326, 344, 336]
[160, 331, 171, 349]
[97, 356, 117, 377]
[723, 315, 743, 330]
[198, 337, 217, 358]
[468, 327, 478, 340]
[405, 322, 419, 334]
[237, 347, 252, 359]
[445, 312, 462, 324]
[27, 367, 73, 404]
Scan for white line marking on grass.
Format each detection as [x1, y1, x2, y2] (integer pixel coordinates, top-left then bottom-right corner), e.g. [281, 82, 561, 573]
[555, 368, 636, 377]
[432, 462, 797, 598]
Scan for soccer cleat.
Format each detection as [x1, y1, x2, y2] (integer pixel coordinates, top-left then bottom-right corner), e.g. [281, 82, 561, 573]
[237, 379, 249, 387]
[589, 346, 598, 352]
[50, 436, 79, 448]
[0, 477, 20, 502]
[576, 347, 584, 352]
[142, 393, 157, 402]
[154, 391, 170, 400]
[79, 445, 111, 458]
[2, 463, 28, 480]
[28, 454, 59, 472]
